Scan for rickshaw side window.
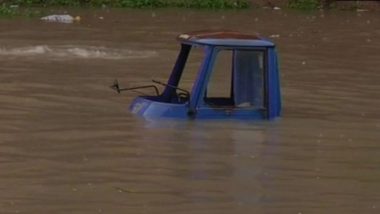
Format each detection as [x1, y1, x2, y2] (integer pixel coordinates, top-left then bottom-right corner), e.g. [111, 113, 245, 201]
[204, 50, 234, 107]
[204, 49, 265, 110]
[233, 50, 265, 109]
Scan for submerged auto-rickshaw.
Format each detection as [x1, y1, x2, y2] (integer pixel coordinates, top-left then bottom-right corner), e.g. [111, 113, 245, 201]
[112, 30, 281, 120]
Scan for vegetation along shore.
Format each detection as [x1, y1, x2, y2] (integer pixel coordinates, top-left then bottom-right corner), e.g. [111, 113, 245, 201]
[0, 0, 378, 16]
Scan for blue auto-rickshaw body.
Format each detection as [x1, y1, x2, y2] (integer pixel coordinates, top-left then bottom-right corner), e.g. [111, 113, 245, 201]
[129, 30, 281, 120]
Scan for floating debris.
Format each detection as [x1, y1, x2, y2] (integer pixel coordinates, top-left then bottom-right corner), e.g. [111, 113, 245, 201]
[356, 9, 368, 12]
[41, 14, 81, 24]
[269, 34, 280, 38]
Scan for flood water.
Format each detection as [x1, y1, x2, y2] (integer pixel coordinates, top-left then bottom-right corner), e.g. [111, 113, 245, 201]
[0, 8, 379, 214]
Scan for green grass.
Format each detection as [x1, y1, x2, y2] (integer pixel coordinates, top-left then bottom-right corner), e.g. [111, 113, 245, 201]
[0, 0, 249, 17]
[0, 4, 43, 16]
[0, 4, 18, 16]
[2, 0, 250, 8]
[288, 0, 320, 10]
[0, 0, 248, 17]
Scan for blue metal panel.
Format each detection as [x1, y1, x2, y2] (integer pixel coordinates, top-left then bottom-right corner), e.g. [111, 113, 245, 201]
[267, 47, 282, 119]
[130, 96, 188, 119]
[195, 107, 265, 120]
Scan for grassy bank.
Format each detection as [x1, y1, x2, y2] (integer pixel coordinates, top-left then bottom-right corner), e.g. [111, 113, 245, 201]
[0, 0, 251, 16]
[288, 0, 320, 10]
[1, 0, 250, 9]
[0, 4, 43, 16]
[0, 0, 340, 17]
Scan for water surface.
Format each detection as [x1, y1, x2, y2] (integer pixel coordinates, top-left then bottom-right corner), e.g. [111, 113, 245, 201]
[0, 8, 379, 214]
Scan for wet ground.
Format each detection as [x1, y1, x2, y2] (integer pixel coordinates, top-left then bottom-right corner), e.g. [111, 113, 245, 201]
[0, 8, 379, 214]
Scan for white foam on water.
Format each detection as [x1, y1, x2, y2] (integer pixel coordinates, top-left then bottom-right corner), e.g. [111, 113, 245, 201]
[0, 45, 157, 60]
[0, 45, 51, 56]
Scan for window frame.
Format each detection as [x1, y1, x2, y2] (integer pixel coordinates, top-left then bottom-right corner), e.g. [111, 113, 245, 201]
[197, 46, 269, 111]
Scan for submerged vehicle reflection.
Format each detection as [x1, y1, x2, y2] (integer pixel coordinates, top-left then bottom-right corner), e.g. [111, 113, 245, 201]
[112, 30, 281, 120]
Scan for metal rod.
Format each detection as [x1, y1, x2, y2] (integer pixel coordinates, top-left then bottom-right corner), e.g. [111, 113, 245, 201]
[152, 79, 190, 97]
[111, 80, 160, 96]
[118, 85, 160, 96]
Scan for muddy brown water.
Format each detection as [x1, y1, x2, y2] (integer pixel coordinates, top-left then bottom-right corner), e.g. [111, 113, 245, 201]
[0, 8, 379, 214]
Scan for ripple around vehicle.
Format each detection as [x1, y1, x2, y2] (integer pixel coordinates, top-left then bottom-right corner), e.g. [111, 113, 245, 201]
[112, 30, 281, 120]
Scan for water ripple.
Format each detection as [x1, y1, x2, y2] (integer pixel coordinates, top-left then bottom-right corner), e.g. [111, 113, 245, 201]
[0, 45, 158, 60]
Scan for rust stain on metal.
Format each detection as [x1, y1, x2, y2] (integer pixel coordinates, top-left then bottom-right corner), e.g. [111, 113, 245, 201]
[177, 30, 261, 42]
